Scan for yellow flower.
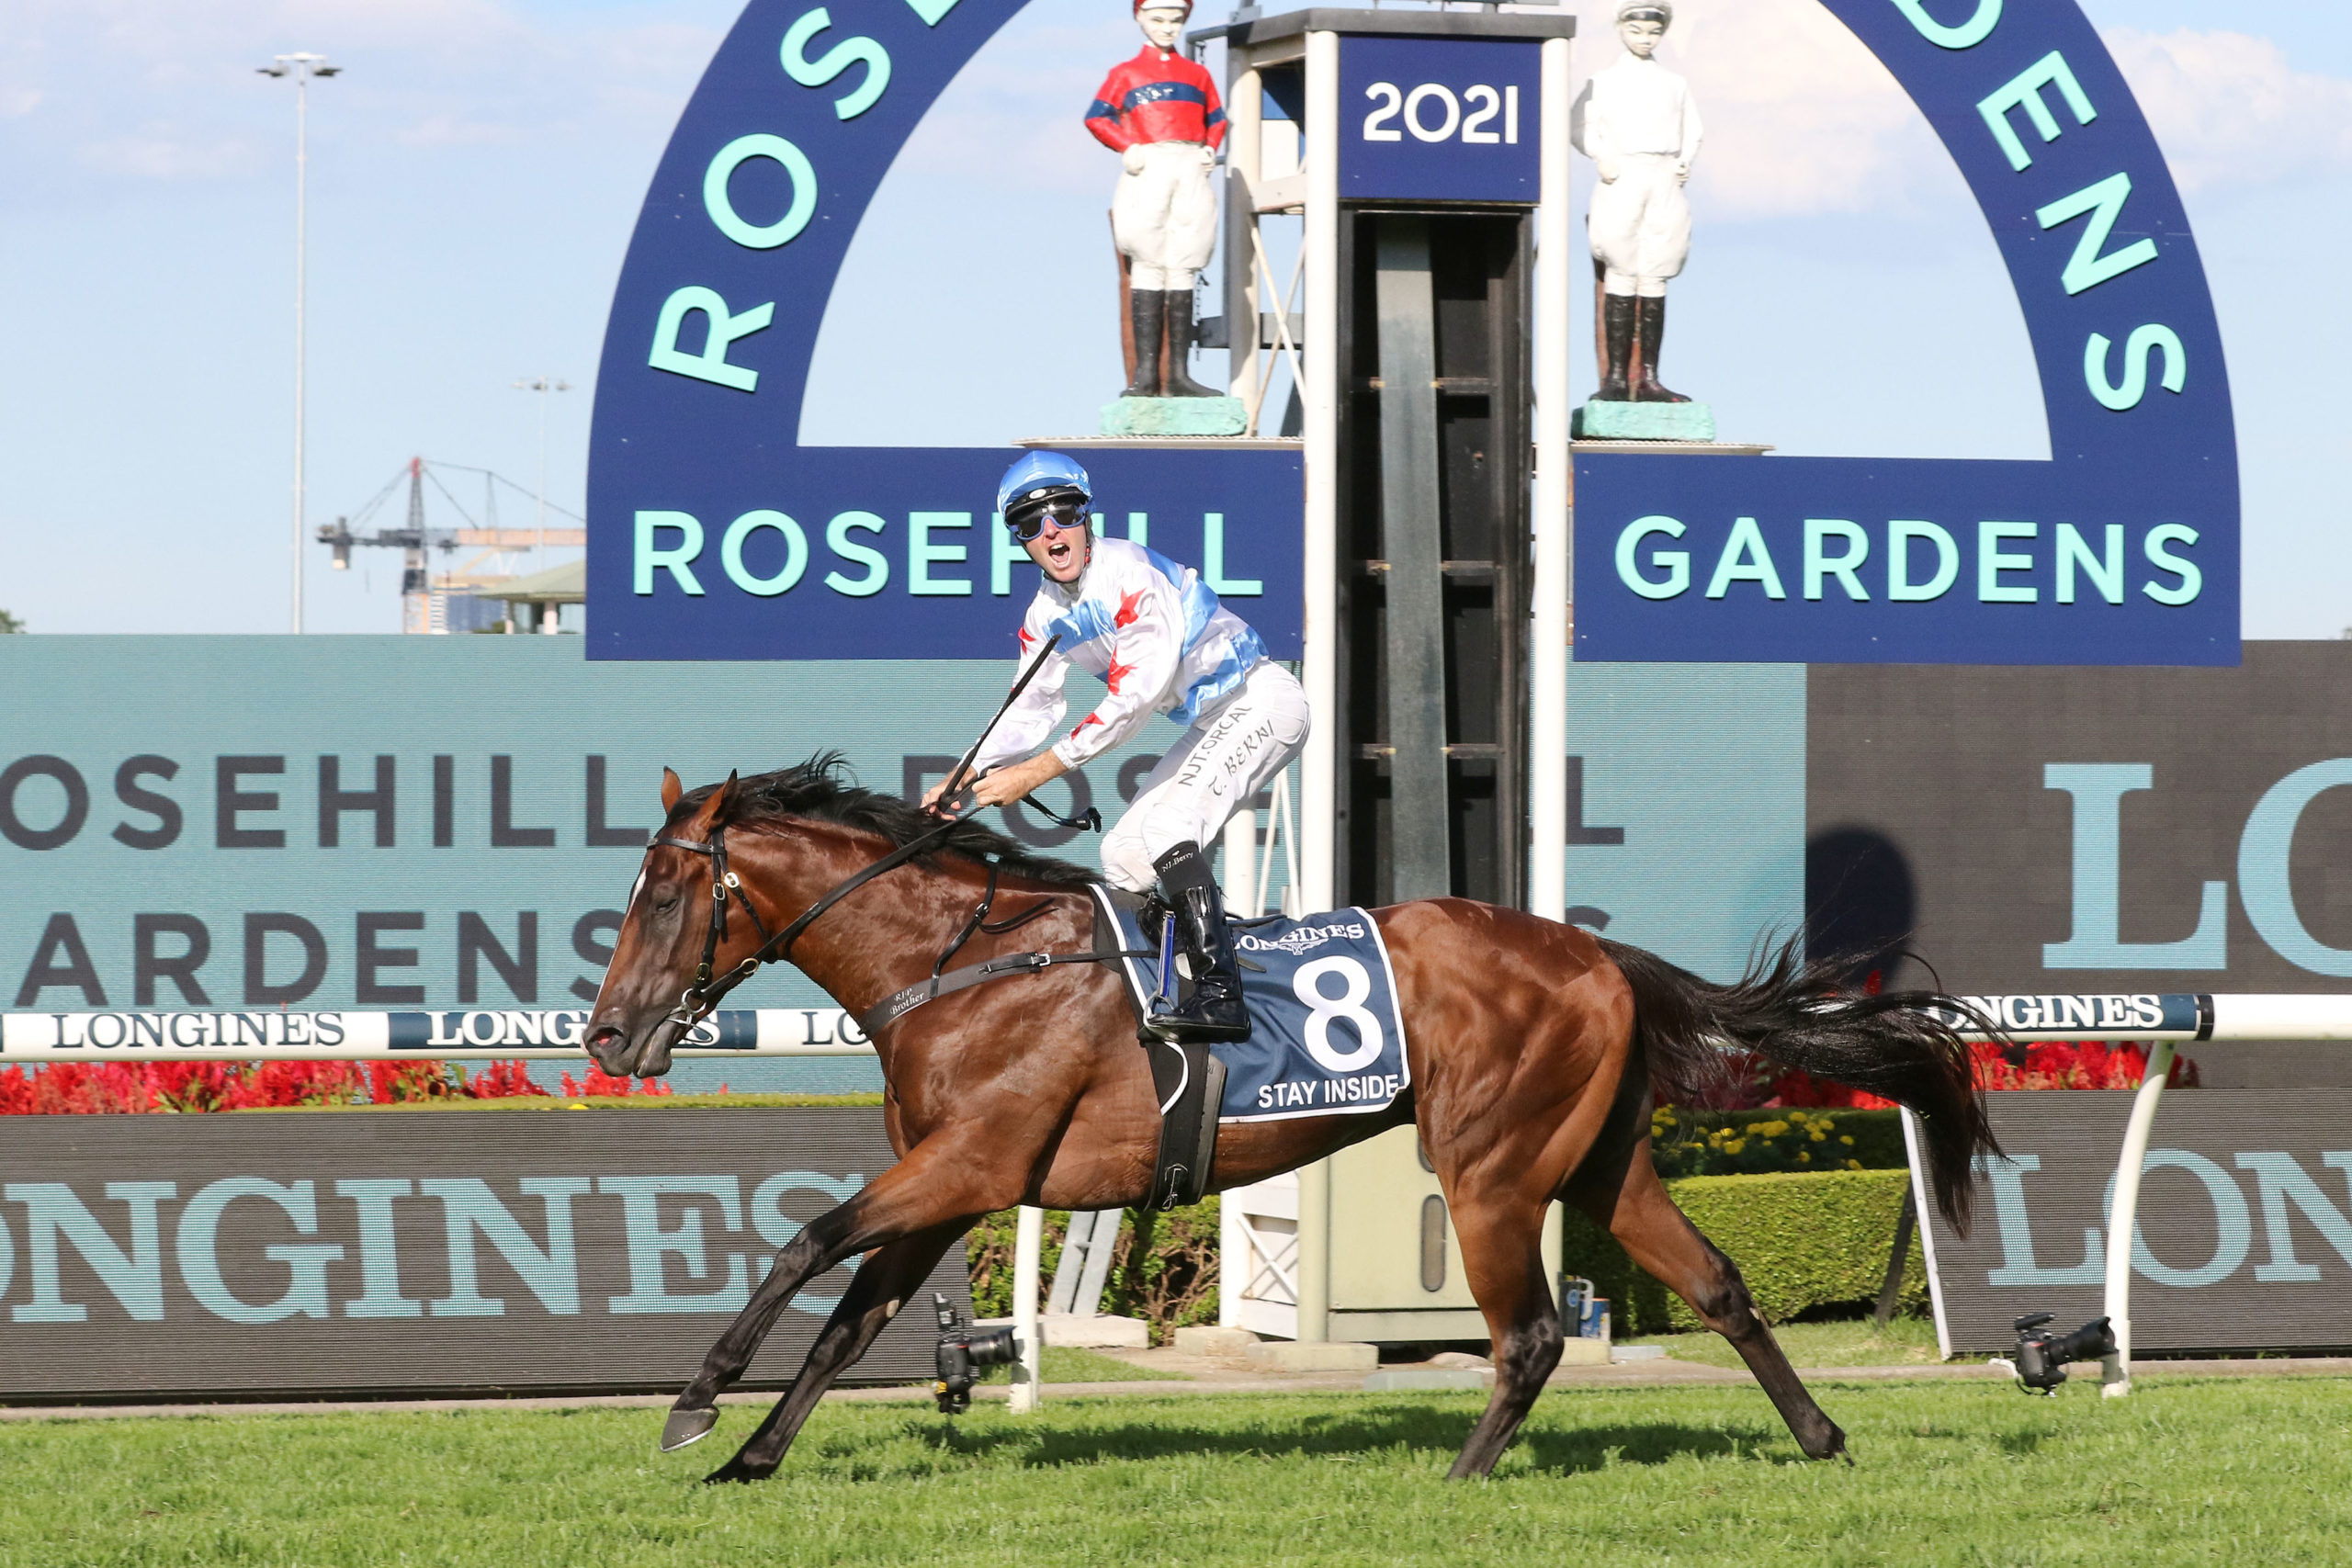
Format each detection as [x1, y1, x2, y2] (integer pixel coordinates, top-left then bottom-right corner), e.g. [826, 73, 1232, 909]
[1756, 1121, 1788, 1139]
[1845, 1158, 1863, 1170]
[1809, 1129, 1827, 1142]
[1721, 1138, 1747, 1155]
[1796, 1150, 1811, 1162]
[1839, 1134, 1855, 1145]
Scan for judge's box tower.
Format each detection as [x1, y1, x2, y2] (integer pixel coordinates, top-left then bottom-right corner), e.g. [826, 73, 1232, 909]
[1200, 4, 1595, 1359]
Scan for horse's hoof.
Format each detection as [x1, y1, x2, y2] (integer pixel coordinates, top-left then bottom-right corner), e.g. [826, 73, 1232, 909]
[661, 1405, 719, 1452]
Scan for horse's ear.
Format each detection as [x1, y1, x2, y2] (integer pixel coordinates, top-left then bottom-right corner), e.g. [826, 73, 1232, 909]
[716, 770, 741, 818]
[661, 767, 683, 813]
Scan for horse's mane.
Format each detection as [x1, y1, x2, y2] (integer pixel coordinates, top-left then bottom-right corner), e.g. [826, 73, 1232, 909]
[667, 752, 1100, 888]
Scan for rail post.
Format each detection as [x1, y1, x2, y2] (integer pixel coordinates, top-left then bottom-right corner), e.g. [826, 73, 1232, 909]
[1011, 1204, 1045, 1413]
[2098, 1038, 2175, 1397]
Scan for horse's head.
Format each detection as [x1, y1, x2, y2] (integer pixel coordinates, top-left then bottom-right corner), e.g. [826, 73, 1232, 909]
[582, 766, 740, 1079]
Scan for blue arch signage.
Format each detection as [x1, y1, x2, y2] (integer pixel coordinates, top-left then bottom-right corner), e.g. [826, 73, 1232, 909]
[592, 0, 2236, 668]
[1574, 0, 2238, 665]
[584, 0, 1303, 662]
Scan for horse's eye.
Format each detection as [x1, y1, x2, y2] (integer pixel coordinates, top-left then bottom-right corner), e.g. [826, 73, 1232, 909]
[652, 894, 680, 915]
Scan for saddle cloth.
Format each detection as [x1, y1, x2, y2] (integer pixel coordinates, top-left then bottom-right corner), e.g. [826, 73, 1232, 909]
[1090, 886, 1412, 1124]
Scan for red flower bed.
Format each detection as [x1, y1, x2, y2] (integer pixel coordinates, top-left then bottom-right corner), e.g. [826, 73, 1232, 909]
[1721, 1039, 2199, 1112]
[0, 1058, 584, 1114]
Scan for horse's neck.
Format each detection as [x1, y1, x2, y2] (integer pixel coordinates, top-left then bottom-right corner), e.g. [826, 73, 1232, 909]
[742, 823, 982, 1020]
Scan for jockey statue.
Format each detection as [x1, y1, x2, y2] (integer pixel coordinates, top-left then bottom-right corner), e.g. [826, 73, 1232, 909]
[1088, 0, 1224, 400]
[1572, 0, 1704, 403]
[926, 451, 1310, 1042]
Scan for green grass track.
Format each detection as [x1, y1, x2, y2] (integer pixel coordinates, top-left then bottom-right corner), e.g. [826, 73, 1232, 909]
[4, 1377, 2346, 1566]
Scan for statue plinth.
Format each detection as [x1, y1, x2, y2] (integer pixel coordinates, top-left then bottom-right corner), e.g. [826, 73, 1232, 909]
[1100, 396, 1247, 437]
[1572, 400, 1715, 442]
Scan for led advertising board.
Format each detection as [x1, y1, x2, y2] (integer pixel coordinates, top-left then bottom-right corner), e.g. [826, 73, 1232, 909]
[1917, 1092, 2352, 1355]
[0, 1108, 958, 1398]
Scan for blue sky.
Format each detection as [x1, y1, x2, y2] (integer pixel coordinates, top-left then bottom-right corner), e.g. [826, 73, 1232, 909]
[3, 0, 2346, 637]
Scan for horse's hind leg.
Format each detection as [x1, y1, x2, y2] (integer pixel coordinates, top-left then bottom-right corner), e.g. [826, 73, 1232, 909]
[1574, 1151, 1847, 1461]
[700, 1223, 961, 1484]
[1443, 1198, 1567, 1481]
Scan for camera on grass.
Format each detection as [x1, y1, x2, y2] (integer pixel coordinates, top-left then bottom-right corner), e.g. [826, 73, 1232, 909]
[933, 1292, 1022, 1414]
[2007, 1312, 2117, 1394]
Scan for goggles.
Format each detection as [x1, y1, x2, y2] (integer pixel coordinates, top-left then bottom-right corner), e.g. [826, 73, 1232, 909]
[1004, 498, 1091, 543]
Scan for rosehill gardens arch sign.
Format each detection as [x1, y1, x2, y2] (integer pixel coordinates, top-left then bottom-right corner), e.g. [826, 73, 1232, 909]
[583, 0, 1301, 662]
[1575, 0, 2236, 666]
[586, 0, 2234, 670]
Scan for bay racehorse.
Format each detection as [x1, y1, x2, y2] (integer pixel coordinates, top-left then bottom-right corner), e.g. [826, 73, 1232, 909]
[584, 758, 1996, 1483]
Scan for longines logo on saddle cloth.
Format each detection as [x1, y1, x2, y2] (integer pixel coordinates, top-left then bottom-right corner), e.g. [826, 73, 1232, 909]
[1235, 919, 1368, 956]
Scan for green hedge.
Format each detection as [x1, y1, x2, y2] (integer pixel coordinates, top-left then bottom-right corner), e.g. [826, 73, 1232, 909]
[967, 1200, 1219, 1343]
[1561, 1168, 1926, 1334]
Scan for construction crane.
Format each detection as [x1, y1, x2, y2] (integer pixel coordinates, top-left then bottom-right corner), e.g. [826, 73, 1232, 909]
[317, 457, 587, 633]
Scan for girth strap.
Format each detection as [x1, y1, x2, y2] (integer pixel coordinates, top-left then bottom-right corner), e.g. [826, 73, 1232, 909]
[858, 946, 1153, 1037]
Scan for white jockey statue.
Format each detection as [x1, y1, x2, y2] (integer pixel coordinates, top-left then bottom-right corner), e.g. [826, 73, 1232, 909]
[924, 451, 1310, 1042]
[1088, 0, 1225, 399]
[1571, 1, 1703, 402]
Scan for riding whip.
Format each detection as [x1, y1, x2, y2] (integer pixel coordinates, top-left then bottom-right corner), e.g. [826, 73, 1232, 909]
[933, 633, 1061, 812]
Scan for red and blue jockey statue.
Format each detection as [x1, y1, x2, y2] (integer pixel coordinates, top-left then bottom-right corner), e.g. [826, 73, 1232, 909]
[1088, 0, 1224, 400]
[925, 452, 1311, 1042]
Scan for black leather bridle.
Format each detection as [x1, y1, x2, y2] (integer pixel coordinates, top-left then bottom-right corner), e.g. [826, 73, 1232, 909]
[642, 810, 1157, 1047]
[647, 814, 963, 1036]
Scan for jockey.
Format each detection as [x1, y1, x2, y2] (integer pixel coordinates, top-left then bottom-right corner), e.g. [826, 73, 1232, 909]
[925, 450, 1309, 1043]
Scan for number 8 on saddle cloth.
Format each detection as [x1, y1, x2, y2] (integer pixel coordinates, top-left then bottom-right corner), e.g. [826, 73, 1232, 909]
[1091, 887, 1414, 1134]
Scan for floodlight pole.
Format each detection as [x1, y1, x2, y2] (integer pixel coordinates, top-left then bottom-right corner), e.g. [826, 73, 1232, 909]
[259, 52, 339, 634]
[513, 376, 572, 568]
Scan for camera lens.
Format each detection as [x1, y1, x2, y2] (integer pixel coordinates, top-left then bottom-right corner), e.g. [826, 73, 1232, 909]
[968, 1325, 1021, 1369]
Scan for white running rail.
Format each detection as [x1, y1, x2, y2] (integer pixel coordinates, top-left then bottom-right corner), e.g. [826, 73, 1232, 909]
[1948, 992, 2352, 1395]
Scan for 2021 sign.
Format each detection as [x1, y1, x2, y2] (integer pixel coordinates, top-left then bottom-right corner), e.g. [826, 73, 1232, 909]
[1361, 80, 1522, 147]
[1338, 36, 1542, 203]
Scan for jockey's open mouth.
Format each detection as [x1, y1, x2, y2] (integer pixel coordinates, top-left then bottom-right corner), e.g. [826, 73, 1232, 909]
[1042, 526, 1082, 576]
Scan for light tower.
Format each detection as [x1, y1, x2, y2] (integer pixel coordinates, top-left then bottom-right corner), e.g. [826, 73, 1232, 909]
[512, 376, 572, 566]
[256, 51, 341, 634]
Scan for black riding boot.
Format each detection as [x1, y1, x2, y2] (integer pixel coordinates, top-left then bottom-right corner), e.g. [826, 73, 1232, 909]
[1159, 289, 1220, 398]
[1596, 293, 1635, 401]
[1121, 289, 1165, 399]
[1633, 294, 1691, 403]
[1151, 840, 1250, 1043]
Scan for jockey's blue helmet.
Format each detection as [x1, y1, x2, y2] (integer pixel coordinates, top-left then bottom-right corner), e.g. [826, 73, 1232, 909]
[996, 450, 1092, 534]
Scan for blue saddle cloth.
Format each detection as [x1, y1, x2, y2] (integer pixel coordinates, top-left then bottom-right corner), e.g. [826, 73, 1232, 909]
[1090, 887, 1412, 1124]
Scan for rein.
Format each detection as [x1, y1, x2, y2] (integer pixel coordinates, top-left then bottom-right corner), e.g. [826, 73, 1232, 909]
[647, 816, 1146, 1042]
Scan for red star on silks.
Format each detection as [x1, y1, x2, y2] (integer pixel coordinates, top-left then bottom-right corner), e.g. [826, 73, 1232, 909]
[1114, 588, 1146, 629]
[1104, 657, 1136, 694]
[1070, 715, 1102, 739]
[1016, 626, 1037, 652]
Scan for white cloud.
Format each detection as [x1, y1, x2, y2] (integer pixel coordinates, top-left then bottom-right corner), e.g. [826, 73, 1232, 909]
[2101, 26, 2352, 193]
[1575, 0, 1951, 221]
[893, 12, 1142, 197]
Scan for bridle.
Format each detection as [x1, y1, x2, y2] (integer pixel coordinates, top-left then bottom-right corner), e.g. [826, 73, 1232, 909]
[640, 807, 1138, 1048]
[646, 814, 965, 1037]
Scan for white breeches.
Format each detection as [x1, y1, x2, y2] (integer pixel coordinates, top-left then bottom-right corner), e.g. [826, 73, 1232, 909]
[1101, 661, 1310, 892]
[1112, 141, 1217, 292]
[1589, 152, 1690, 297]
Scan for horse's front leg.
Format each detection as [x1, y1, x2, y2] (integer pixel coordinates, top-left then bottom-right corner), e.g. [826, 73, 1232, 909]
[662, 1137, 1020, 1454]
[691, 1223, 959, 1483]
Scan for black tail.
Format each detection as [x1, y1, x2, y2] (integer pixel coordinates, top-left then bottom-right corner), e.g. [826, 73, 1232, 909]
[1598, 933, 2000, 1233]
